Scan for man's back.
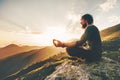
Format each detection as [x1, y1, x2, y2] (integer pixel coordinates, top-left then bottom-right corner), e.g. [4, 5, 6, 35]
[86, 25, 102, 54]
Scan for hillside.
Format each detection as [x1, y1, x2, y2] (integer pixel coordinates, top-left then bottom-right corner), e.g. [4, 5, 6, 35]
[0, 44, 42, 59]
[0, 46, 65, 80]
[100, 24, 120, 51]
[4, 53, 120, 80]
[4, 52, 68, 80]
[100, 23, 120, 41]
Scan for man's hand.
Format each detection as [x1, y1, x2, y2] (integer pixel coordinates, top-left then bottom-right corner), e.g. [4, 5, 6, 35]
[53, 39, 63, 47]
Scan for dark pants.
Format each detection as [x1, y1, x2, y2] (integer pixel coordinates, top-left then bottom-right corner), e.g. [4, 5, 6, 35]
[66, 46, 101, 62]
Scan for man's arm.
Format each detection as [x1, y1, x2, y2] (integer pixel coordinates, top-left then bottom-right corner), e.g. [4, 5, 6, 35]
[54, 27, 90, 48]
[63, 28, 90, 48]
[63, 40, 78, 48]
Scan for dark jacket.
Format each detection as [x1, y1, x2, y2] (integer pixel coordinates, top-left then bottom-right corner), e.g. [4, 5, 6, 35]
[76, 25, 102, 54]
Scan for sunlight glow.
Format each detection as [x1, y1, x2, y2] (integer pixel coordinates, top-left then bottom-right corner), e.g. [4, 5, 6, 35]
[0, 26, 83, 47]
[40, 26, 80, 46]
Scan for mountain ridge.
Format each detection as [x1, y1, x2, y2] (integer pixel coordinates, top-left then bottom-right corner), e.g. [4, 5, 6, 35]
[100, 23, 120, 41]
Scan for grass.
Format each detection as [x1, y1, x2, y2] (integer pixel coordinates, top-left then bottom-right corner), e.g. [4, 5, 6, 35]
[18, 61, 63, 80]
[102, 51, 120, 62]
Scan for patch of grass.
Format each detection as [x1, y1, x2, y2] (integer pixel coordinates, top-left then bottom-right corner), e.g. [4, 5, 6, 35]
[102, 38, 120, 51]
[17, 60, 65, 80]
[102, 51, 120, 62]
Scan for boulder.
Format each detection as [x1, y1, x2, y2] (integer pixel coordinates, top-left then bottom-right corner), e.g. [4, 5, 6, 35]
[45, 57, 120, 80]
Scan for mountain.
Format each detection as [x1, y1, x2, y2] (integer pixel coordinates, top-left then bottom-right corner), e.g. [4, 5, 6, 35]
[0, 44, 42, 59]
[0, 46, 65, 80]
[100, 23, 120, 41]
[5, 53, 120, 80]
[4, 52, 67, 80]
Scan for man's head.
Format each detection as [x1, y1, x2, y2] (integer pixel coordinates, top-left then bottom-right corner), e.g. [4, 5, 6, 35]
[81, 14, 93, 28]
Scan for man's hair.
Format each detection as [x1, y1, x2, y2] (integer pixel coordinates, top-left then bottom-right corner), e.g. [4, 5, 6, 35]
[82, 14, 93, 24]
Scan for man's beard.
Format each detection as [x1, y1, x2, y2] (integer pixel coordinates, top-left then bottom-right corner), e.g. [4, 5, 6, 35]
[82, 23, 87, 29]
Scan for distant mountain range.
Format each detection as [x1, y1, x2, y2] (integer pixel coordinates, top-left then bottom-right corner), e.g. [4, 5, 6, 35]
[0, 44, 42, 59]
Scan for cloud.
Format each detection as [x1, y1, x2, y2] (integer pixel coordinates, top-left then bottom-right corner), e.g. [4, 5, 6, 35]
[100, 0, 117, 12]
[108, 15, 120, 23]
[66, 13, 82, 34]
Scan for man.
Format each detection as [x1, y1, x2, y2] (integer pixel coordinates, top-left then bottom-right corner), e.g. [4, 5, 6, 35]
[53, 14, 102, 62]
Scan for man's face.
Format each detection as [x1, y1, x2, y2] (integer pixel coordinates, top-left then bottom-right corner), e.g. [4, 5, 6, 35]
[80, 18, 87, 29]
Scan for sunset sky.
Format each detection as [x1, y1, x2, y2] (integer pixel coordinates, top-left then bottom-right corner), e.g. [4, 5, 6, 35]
[0, 0, 120, 47]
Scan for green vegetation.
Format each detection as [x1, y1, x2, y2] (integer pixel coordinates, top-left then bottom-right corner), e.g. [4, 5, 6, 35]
[103, 51, 120, 62]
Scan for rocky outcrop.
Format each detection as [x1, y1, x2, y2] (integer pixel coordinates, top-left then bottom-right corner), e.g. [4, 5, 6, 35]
[45, 57, 120, 80]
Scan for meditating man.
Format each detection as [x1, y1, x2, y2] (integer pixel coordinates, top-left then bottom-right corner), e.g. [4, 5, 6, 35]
[53, 14, 102, 62]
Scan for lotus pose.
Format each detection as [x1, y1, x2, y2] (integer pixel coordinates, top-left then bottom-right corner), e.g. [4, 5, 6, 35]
[53, 14, 102, 62]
